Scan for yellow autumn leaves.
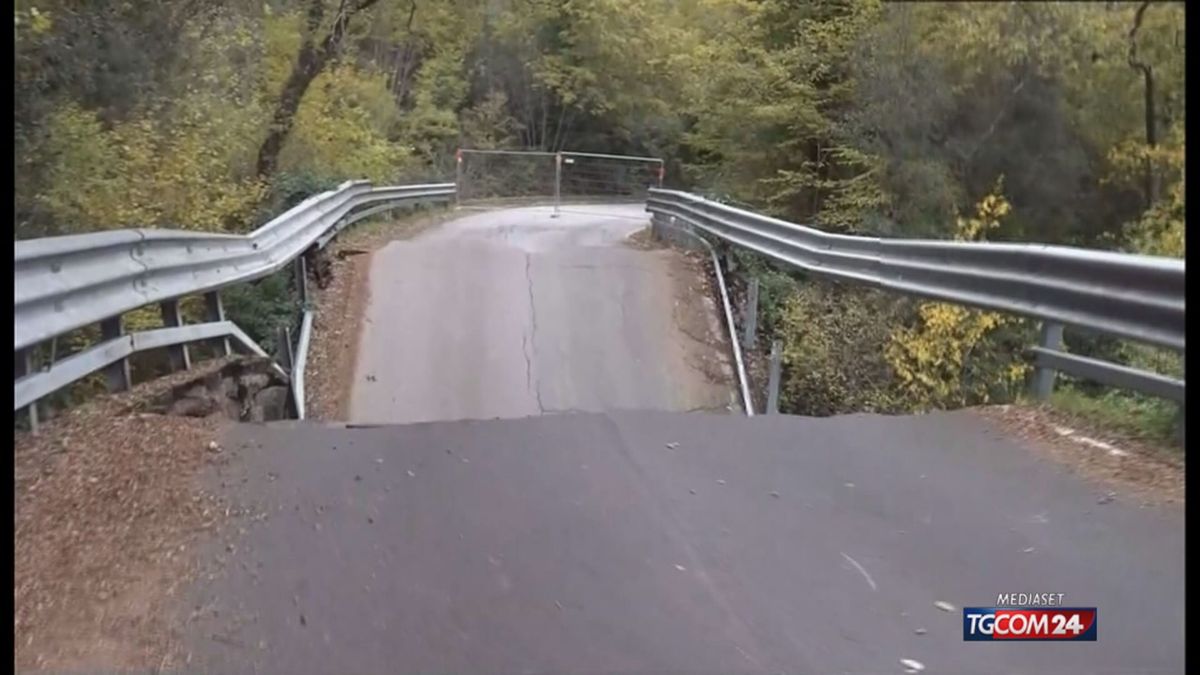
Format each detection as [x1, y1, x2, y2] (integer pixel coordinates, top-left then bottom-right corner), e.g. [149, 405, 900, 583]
[885, 178, 1030, 410]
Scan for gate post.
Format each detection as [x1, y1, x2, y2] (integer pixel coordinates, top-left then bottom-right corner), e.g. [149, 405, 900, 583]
[553, 152, 562, 218]
[455, 148, 463, 208]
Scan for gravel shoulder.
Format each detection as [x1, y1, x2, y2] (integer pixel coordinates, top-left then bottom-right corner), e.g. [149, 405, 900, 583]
[627, 226, 740, 412]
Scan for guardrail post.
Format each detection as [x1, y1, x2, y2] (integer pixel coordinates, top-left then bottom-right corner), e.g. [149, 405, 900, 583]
[15, 348, 39, 433]
[1031, 321, 1064, 400]
[159, 299, 192, 372]
[1176, 355, 1185, 444]
[766, 339, 782, 415]
[204, 291, 232, 357]
[294, 256, 309, 307]
[275, 325, 294, 371]
[742, 278, 760, 350]
[100, 316, 131, 392]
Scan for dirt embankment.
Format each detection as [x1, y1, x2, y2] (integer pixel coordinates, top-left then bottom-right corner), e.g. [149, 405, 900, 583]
[972, 403, 1184, 507]
[15, 361, 239, 671]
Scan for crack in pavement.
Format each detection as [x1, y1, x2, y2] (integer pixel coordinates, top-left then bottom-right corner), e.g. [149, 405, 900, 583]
[524, 253, 546, 414]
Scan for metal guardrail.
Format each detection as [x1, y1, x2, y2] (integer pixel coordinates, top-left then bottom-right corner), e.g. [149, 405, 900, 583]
[13, 176, 1185, 430]
[647, 188, 1186, 410]
[647, 189, 1184, 351]
[15, 182, 454, 352]
[14, 321, 280, 411]
[14, 180, 454, 425]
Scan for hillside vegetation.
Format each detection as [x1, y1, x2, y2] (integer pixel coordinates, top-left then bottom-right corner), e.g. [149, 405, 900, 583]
[15, 1, 1185, 435]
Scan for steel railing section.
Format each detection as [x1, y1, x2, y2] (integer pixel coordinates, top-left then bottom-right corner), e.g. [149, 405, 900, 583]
[646, 189, 1185, 351]
[13, 320, 283, 410]
[15, 181, 455, 352]
[1031, 346, 1185, 403]
[292, 309, 316, 420]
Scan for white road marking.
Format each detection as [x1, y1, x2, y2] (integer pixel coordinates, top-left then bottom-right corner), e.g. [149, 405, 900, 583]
[841, 552, 878, 591]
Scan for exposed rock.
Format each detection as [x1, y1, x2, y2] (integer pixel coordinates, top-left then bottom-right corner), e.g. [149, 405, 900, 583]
[238, 373, 272, 399]
[168, 395, 219, 418]
[251, 386, 291, 423]
[139, 356, 291, 422]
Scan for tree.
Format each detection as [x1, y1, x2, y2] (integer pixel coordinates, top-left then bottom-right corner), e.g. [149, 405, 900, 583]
[255, 0, 382, 179]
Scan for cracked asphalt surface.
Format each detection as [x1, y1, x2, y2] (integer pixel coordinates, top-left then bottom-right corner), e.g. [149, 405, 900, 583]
[174, 204, 1182, 674]
[185, 411, 1184, 674]
[348, 204, 733, 423]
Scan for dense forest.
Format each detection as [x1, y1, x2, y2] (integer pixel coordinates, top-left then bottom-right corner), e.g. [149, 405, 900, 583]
[14, 1, 1185, 434]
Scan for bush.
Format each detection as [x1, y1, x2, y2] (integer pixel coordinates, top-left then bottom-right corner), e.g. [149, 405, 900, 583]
[777, 281, 903, 416]
[262, 171, 344, 215]
[725, 246, 799, 340]
[220, 270, 302, 357]
[884, 178, 1033, 410]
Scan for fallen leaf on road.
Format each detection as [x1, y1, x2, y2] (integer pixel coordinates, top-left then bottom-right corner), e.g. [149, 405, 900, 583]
[900, 658, 925, 673]
[934, 601, 955, 612]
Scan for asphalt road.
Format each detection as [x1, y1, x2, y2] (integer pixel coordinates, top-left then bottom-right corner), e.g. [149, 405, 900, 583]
[348, 204, 734, 424]
[184, 411, 1184, 674]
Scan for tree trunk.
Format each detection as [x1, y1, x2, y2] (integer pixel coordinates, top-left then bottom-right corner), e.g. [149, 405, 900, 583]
[256, 46, 329, 179]
[1140, 66, 1159, 203]
[1128, 1, 1159, 204]
[255, 0, 380, 180]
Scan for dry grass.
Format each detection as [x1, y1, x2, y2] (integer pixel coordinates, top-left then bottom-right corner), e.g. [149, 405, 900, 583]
[973, 402, 1184, 507]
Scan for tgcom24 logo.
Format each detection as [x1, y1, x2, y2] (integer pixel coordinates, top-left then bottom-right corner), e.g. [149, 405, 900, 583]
[962, 594, 1097, 642]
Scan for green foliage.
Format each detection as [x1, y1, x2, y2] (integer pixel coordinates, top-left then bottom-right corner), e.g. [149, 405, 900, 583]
[267, 172, 344, 212]
[11, 0, 1186, 439]
[32, 101, 265, 235]
[777, 282, 901, 416]
[885, 180, 1033, 410]
[459, 91, 521, 149]
[221, 271, 303, 357]
[1049, 386, 1180, 449]
[726, 247, 798, 339]
[280, 65, 417, 184]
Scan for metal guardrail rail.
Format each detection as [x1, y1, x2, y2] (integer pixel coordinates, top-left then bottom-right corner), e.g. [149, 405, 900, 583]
[647, 188, 1185, 412]
[15, 182, 454, 351]
[12, 176, 1185, 431]
[14, 180, 455, 425]
[647, 189, 1184, 351]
